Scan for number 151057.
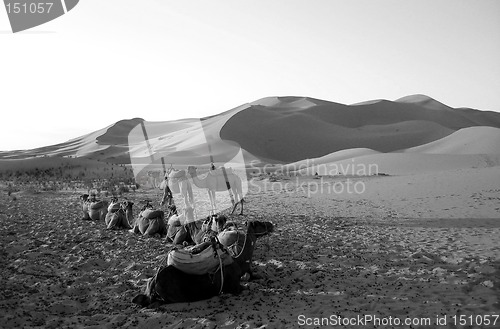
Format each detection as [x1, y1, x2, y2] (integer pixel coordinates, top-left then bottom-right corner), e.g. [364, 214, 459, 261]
[451, 315, 498, 326]
[6, 2, 54, 14]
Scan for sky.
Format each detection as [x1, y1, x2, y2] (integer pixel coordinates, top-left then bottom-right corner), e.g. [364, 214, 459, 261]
[1, 0, 499, 151]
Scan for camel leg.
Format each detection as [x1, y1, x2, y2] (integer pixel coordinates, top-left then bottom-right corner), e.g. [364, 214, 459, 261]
[230, 202, 238, 215]
[230, 199, 244, 215]
[208, 190, 216, 215]
[187, 183, 194, 207]
[121, 213, 132, 229]
[231, 187, 244, 215]
[239, 198, 244, 215]
[106, 213, 120, 230]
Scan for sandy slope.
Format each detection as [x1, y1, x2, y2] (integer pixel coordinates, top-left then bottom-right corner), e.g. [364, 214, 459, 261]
[295, 152, 500, 176]
[1, 164, 499, 328]
[283, 148, 381, 173]
[280, 124, 500, 176]
[221, 96, 500, 162]
[404, 126, 500, 154]
[220, 109, 454, 162]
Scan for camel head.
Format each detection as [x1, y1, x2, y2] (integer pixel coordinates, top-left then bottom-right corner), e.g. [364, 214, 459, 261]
[203, 214, 228, 233]
[80, 194, 89, 202]
[132, 276, 156, 307]
[246, 220, 274, 237]
[167, 204, 178, 217]
[187, 166, 197, 176]
[121, 200, 134, 211]
[89, 194, 97, 202]
[213, 214, 227, 232]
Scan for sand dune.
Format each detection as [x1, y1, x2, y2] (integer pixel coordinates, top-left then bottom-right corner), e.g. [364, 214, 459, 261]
[2, 95, 500, 168]
[284, 125, 500, 176]
[404, 126, 500, 154]
[221, 95, 500, 162]
[250, 96, 319, 109]
[221, 106, 455, 162]
[395, 94, 453, 111]
[290, 152, 500, 176]
[283, 148, 380, 172]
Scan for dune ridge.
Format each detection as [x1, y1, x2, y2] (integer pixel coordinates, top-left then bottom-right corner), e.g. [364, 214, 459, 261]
[404, 126, 500, 155]
[220, 95, 500, 163]
[2, 95, 500, 169]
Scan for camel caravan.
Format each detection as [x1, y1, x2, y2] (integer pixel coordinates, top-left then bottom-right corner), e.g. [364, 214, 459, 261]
[79, 165, 274, 306]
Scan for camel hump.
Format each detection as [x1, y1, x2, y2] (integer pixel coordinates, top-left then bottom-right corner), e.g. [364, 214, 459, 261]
[217, 230, 240, 247]
[169, 170, 186, 179]
[89, 200, 106, 210]
[166, 246, 233, 275]
[208, 167, 234, 177]
[141, 209, 164, 220]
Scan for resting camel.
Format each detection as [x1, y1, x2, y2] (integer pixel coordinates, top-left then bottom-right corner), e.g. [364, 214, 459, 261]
[167, 213, 227, 246]
[129, 200, 167, 236]
[132, 220, 272, 306]
[217, 220, 274, 279]
[187, 166, 244, 215]
[132, 260, 242, 306]
[105, 198, 133, 230]
[80, 194, 108, 221]
[160, 169, 194, 211]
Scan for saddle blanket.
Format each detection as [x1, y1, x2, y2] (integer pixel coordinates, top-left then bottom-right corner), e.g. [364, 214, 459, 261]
[167, 245, 233, 275]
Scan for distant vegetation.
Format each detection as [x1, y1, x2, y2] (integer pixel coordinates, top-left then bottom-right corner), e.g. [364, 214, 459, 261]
[0, 156, 137, 195]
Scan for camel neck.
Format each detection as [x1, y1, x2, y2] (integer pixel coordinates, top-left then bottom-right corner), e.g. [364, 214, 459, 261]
[234, 227, 257, 263]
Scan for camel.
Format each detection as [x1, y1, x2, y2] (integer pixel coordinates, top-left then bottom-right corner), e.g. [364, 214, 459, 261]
[80, 194, 108, 221]
[165, 207, 220, 244]
[147, 170, 161, 188]
[187, 166, 244, 215]
[167, 213, 227, 246]
[217, 220, 274, 279]
[129, 200, 167, 236]
[105, 199, 133, 230]
[132, 220, 272, 306]
[132, 261, 242, 306]
[160, 169, 194, 211]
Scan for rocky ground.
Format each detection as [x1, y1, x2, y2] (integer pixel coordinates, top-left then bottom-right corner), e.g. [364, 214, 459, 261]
[0, 178, 499, 328]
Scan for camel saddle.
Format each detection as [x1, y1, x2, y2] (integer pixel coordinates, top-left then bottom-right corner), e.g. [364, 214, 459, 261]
[167, 242, 233, 275]
[108, 202, 121, 213]
[89, 200, 106, 210]
[141, 209, 164, 220]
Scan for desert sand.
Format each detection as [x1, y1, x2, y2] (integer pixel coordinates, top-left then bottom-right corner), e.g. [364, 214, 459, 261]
[1, 95, 499, 328]
[1, 163, 499, 328]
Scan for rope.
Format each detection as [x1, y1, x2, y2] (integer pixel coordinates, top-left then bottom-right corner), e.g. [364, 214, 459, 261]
[217, 250, 224, 295]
